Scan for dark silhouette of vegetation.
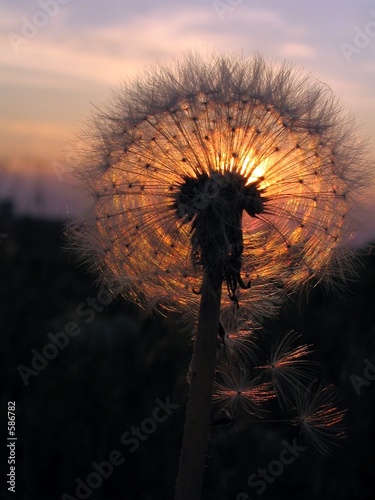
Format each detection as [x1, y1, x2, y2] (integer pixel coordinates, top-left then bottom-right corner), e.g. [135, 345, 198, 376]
[1, 213, 375, 499]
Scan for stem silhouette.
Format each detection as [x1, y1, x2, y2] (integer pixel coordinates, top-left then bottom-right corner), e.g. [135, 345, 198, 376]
[175, 269, 222, 500]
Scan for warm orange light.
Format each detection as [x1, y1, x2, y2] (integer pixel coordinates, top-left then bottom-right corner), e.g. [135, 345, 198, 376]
[216, 146, 269, 187]
[240, 153, 269, 187]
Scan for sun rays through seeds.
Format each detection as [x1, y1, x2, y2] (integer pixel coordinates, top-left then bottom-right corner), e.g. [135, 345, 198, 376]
[68, 53, 366, 318]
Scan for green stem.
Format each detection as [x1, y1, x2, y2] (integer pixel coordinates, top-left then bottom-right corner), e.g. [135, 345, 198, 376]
[175, 269, 222, 500]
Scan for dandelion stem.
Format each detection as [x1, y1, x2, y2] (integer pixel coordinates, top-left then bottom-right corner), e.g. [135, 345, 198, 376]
[175, 268, 222, 500]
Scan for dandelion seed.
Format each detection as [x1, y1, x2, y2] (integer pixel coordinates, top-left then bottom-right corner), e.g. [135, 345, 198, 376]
[216, 304, 262, 364]
[219, 328, 257, 365]
[257, 330, 316, 407]
[291, 382, 346, 455]
[213, 365, 276, 418]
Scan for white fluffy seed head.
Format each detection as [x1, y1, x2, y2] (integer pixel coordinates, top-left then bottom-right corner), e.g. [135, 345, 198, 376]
[68, 52, 369, 319]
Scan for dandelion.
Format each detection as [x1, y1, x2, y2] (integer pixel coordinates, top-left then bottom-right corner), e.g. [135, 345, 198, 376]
[68, 52, 367, 500]
[70, 53, 365, 318]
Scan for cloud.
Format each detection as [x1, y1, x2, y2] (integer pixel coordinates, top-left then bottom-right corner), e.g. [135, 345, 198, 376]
[279, 43, 317, 59]
[1, 0, 375, 180]
[359, 60, 375, 75]
[0, 118, 70, 139]
[0, 115, 75, 162]
[2, 4, 310, 86]
[2, 6, 218, 87]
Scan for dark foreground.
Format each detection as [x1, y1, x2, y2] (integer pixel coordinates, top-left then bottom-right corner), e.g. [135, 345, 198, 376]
[1, 214, 375, 500]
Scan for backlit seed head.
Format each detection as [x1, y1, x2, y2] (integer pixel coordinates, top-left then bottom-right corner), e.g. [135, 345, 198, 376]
[68, 52, 368, 318]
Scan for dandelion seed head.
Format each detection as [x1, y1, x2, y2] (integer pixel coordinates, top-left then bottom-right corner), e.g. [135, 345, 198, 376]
[68, 53, 367, 316]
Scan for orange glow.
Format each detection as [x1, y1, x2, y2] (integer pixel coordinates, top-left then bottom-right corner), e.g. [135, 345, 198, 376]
[67, 53, 369, 321]
[241, 154, 269, 187]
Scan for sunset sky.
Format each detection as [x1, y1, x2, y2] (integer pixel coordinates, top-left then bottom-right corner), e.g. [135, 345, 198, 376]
[1, 0, 375, 236]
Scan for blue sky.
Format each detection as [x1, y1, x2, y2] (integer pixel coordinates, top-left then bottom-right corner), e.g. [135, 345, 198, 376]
[1, 0, 375, 230]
